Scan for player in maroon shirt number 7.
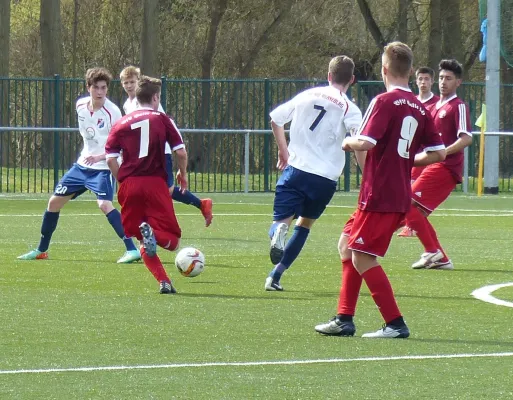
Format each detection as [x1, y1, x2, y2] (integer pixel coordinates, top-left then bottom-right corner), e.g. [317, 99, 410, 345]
[106, 76, 188, 294]
[315, 42, 446, 338]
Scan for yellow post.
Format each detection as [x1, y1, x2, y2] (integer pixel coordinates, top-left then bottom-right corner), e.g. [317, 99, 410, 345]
[475, 104, 486, 196]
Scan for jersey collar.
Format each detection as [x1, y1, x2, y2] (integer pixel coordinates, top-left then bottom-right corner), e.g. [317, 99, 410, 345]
[417, 92, 434, 103]
[436, 94, 458, 109]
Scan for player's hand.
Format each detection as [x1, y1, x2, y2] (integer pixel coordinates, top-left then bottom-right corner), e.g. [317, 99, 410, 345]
[83, 155, 102, 165]
[176, 171, 188, 193]
[276, 150, 289, 171]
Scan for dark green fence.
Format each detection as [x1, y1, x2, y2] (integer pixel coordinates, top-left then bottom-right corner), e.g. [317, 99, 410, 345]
[0, 76, 512, 193]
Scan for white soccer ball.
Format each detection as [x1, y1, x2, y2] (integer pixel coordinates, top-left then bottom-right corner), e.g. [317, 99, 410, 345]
[175, 247, 205, 277]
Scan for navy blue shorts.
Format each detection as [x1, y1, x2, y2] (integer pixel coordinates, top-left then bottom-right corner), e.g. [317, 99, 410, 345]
[273, 165, 337, 221]
[166, 153, 174, 188]
[54, 163, 114, 201]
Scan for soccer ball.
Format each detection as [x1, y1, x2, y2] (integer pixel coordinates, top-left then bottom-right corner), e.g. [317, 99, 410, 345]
[175, 247, 205, 277]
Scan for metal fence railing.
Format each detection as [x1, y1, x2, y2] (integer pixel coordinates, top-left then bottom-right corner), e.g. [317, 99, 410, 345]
[1, 77, 513, 193]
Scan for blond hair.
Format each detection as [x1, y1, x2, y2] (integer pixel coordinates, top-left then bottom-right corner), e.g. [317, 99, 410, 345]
[120, 66, 141, 81]
[383, 41, 413, 79]
[136, 76, 162, 104]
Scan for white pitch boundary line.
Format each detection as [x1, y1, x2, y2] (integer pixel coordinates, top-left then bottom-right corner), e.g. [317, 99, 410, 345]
[1, 213, 512, 218]
[1, 352, 513, 375]
[471, 283, 513, 308]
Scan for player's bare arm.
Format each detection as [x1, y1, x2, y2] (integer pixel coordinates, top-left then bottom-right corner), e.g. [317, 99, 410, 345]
[106, 157, 120, 180]
[354, 151, 367, 172]
[342, 136, 375, 152]
[271, 120, 289, 171]
[444, 133, 472, 155]
[413, 148, 446, 166]
[83, 154, 106, 166]
[174, 148, 188, 193]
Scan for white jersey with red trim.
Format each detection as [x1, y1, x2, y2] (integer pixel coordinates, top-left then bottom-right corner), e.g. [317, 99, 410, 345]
[269, 85, 362, 181]
[76, 96, 122, 170]
[123, 97, 172, 154]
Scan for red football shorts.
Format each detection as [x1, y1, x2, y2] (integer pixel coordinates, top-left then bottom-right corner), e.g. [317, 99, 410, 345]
[411, 163, 457, 215]
[347, 209, 404, 257]
[117, 176, 181, 240]
[342, 210, 357, 236]
[411, 166, 425, 182]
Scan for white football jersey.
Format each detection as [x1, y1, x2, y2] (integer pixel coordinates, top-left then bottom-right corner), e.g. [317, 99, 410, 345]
[76, 96, 122, 170]
[123, 98, 172, 154]
[270, 85, 362, 181]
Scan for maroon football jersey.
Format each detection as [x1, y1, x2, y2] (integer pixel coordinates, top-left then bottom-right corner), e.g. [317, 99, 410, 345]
[430, 95, 471, 183]
[418, 93, 439, 112]
[356, 87, 445, 213]
[106, 108, 184, 183]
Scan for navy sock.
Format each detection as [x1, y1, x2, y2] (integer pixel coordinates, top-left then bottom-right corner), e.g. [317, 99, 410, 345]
[106, 209, 137, 251]
[269, 226, 310, 282]
[37, 210, 60, 252]
[172, 187, 201, 208]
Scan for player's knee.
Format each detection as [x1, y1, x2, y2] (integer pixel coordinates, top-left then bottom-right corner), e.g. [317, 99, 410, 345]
[97, 200, 114, 214]
[47, 195, 68, 212]
[338, 235, 351, 260]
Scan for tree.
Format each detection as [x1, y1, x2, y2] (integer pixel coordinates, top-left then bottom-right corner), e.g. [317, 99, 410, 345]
[428, 0, 442, 70]
[0, 0, 10, 126]
[441, 0, 463, 62]
[397, 0, 409, 43]
[141, 0, 159, 77]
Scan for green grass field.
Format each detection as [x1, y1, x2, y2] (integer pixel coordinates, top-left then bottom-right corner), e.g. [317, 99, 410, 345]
[1, 192, 513, 399]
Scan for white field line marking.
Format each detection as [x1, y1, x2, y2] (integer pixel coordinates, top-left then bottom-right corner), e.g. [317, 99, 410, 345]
[1, 352, 513, 375]
[471, 283, 513, 308]
[0, 213, 512, 218]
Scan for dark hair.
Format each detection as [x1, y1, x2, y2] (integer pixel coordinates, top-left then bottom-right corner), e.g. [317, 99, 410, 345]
[329, 56, 355, 86]
[438, 59, 463, 79]
[415, 66, 435, 79]
[136, 76, 162, 104]
[85, 67, 112, 87]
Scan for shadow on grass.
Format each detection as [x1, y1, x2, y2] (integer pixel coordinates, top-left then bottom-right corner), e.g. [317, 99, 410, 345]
[408, 337, 513, 347]
[304, 290, 477, 302]
[177, 292, 312, 301]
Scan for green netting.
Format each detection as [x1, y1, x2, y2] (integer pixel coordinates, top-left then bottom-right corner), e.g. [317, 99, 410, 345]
[479, 0, 513, 68]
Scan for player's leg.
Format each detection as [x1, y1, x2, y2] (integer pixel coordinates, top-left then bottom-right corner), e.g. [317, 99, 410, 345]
[87, 170, 140, 263]
[406, 165, 456, 269]
[348, 210, 409, 338]
[166, 153, 213, 227]
[266, 170, 337, 291]
[18, 165, 83, 260]
[118, 177, 175, 294]
[315, 213, 360, 336]
[268, 166, 302, 266]
[398, 166, 425, 237]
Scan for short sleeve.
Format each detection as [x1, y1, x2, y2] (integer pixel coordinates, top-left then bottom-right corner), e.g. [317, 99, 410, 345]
[163, 116, 185, 151]
[111, 106, 122, 125]
[420, 113, 445, 152]
[454, 102, 472, 137]
[356, 97, 389, 144]
[269, 98, 296, 127]
[105, 123, 122, 158]
[344, 101, 363, 136]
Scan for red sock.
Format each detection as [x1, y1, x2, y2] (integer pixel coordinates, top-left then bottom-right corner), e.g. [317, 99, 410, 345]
[424, 220, 449, 261]
[154, 230, 180, 251]
[337, 259, 363, 316]
[406, 206, 438, 253]
[141, 247, 170, 282]
[361, 266, 402, 324]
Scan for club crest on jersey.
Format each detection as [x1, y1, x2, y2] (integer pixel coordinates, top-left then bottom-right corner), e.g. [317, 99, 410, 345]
[439, 110, 447, 118]
[97, 118, 105, 128]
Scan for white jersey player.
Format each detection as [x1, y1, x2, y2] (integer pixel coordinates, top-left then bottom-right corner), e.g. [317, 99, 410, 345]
[17, 67, 141, 264]
[265, 55, 363, 292]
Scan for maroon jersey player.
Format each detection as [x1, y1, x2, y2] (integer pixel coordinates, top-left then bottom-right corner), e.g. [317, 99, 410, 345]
[399, 66, 440, 237]
[315, 42, 446, 339]
[406, 59, 472, 271]
[106, 76, 188, 294]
